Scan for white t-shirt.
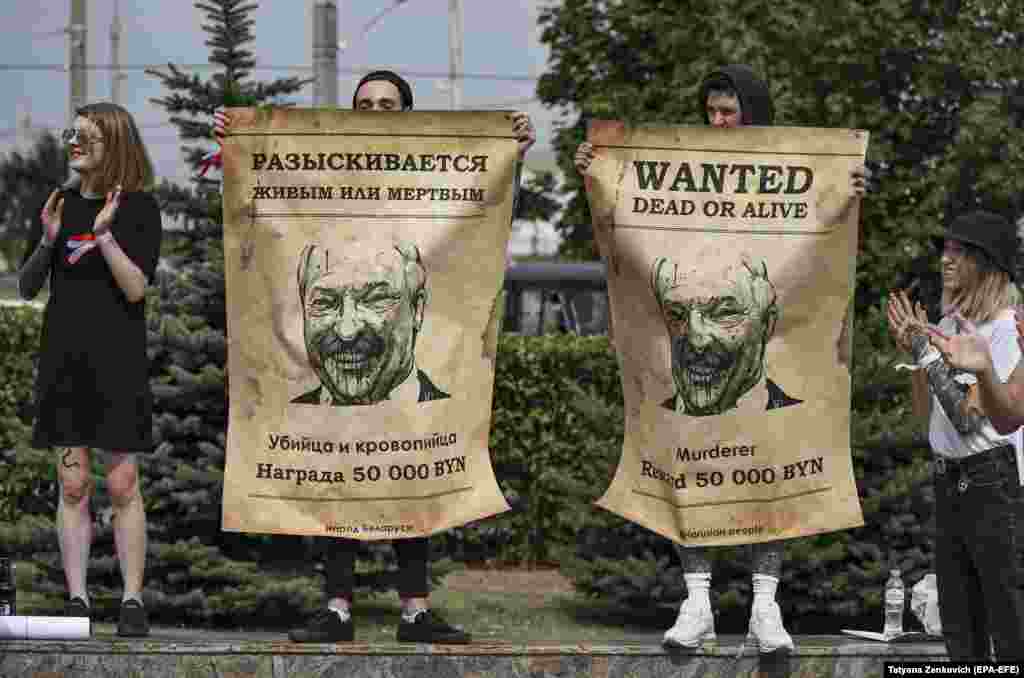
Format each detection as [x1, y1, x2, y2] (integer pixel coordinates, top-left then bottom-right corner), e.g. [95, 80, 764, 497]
[928, 309, 1024, 484]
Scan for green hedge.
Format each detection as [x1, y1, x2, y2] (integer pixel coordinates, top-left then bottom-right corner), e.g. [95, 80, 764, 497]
[0, 305, 56, 524]
[558, 306, 940, 633]
[442, 335, 624, 564]
[0, 305, 939, 629]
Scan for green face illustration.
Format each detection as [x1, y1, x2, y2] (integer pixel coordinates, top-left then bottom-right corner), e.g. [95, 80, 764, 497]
[299, 244, 426, 405]
[653, 257, 777, 416]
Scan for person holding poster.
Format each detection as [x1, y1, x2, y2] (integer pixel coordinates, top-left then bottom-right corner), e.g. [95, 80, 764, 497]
[888, 211, 1023, 661]
[575, 65, 868, 653]
[214, 70, 535, 644]
[18, 103, 162, 637]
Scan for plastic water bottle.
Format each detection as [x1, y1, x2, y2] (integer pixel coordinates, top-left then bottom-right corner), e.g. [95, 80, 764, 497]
[883, 569, 904, 639]
[0, 558, 15, 616]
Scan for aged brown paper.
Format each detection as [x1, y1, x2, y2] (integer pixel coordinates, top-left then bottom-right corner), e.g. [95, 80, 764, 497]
[586, 121, 867, 546]
[220, 108, 517, 539]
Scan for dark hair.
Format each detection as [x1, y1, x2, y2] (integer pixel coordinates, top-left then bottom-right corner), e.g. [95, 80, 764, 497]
[352, 70, 414, 111]
[703, 76, 738, 101]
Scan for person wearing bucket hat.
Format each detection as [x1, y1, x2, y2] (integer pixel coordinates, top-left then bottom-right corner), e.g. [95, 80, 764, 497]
[930, 211, 1019, 283]
[888, 210, 1024, 661]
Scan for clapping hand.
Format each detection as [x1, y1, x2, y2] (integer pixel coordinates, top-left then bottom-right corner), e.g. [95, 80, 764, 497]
[93, 185, 122, 235]
[925, 313, 994, 375]
[886, 289, 929, 353]
[40, 189, 65, 244]
[1016, 306, 1024, 354]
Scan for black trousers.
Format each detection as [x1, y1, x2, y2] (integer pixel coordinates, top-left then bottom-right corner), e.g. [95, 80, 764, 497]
[324, 537, 430, 601]
[933, 445, 1024, 661]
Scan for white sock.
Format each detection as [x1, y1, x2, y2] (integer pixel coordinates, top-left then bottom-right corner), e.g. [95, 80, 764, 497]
[752, 573, 779, 606]
[401, 606, 428, 623]
[122, 592, 143, 604]
[684, 573, 712, 607]
[327, 603, 351, 622]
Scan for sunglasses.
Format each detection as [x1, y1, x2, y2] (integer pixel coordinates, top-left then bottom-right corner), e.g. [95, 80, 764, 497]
[61, 127, 103, 148]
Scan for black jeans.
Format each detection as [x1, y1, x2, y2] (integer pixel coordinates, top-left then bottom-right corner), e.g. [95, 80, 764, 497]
[933, 445, 1024, 660]
[325, 537, 430, 601]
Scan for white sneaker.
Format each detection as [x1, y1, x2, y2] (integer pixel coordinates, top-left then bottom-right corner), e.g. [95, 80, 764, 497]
[746, 602, 794, 653]
[662, 597, 715, 649]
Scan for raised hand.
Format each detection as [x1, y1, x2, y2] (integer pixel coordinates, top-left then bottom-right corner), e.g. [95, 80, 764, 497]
[887, 289, 927, 353]
[40, 189, 65, 244]
[93, 185, 123, 235]
[926, 312, 993, 375]
[575, 142, 595, 175]
[511, 112, 536, 160]
[851, 165, 871, 196]
[213, 108, 231, 145]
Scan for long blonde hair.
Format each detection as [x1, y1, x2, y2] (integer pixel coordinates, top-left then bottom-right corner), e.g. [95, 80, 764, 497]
[942, 243, 1020, 324]
[74, 102, 154, 193]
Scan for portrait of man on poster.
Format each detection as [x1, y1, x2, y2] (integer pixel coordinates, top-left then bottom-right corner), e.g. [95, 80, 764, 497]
[292, 241, 449, 407]
[651, 255, 802, 416]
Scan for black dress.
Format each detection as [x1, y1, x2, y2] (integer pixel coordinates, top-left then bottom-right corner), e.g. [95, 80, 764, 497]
[31, 189, 162, 452]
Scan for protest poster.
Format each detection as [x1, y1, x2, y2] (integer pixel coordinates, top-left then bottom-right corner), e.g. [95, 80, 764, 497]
[219, 108, 517, 539]
[585, 121, 867, 545]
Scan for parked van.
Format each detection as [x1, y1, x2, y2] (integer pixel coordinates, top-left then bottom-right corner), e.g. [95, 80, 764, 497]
[502, 261, 608, 336]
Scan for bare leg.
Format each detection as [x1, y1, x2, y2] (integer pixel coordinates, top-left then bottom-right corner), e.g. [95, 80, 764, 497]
[106, 452, 147, 601]
[57, 447, 93, 603]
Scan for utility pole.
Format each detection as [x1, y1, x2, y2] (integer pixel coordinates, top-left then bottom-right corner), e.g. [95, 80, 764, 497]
[447, 0, 463, 110]
[68, 0, 88, 122]
[312, 0, 339, 107]
[15, 101, 32, 154]
[110, 0, 123, 104]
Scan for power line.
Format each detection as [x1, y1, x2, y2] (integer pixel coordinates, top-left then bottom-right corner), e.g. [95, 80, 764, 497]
[0, 63, 538, 81]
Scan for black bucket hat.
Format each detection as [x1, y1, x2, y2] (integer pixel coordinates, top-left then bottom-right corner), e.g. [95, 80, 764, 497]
[932, 210, 1018, 282]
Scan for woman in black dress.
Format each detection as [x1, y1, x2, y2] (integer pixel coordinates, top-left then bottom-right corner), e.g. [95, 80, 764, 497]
[18, 102, 162, 637]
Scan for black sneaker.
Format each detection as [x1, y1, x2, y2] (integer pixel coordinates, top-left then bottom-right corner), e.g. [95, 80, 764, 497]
[66, 597, 93, 637]
[65, 596, 91, 619]
[288, 609, 355, 643]
[396, 609, 471, 644]
[117, 599, 150, 638]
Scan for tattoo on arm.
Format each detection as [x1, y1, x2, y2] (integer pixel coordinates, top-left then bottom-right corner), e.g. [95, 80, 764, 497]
[909, 331, 985, 434]
[17, 241, 54, 300]
[61, 448, 80, 469]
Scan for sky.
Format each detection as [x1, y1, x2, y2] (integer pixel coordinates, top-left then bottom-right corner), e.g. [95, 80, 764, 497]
[0, 0, 566, 253]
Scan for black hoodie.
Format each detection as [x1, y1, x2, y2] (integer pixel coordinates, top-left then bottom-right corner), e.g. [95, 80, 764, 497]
[697, 64, 774, 126]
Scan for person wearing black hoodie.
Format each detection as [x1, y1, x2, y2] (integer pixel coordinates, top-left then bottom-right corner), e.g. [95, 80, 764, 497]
[576, 64, 869, 654]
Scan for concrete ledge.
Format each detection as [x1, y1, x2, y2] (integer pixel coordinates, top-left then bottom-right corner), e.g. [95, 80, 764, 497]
[0, 633, 947, 678]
